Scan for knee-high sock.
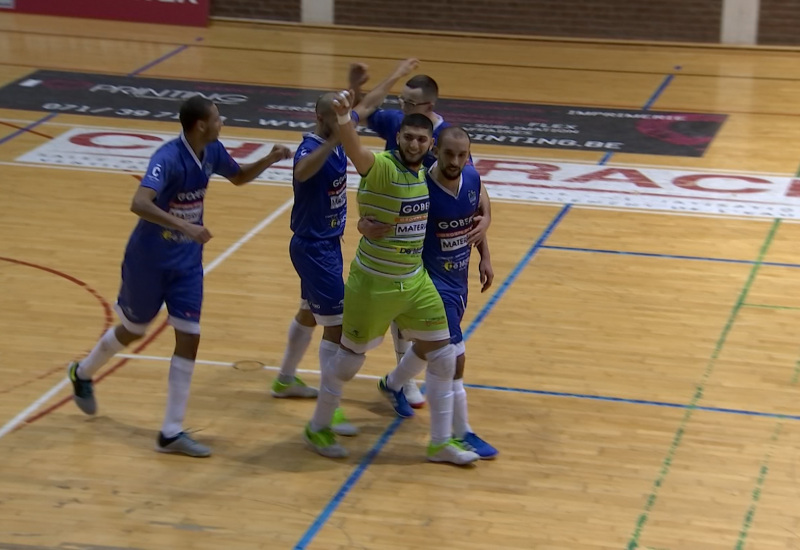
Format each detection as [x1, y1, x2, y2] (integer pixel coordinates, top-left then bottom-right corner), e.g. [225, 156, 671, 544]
[278, 319, 314, 381]
[76, 328, 126, 379]
[161, 355, 195, 438]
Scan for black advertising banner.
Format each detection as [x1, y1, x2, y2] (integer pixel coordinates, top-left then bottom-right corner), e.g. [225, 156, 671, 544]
[0, 70, 727, 157]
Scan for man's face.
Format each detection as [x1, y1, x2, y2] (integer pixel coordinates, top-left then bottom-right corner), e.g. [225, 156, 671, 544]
[396, 125, 432, 166]
[398, 86, 433, 115]
[199, 104, 223, 141]
[435, 134, 471, 180]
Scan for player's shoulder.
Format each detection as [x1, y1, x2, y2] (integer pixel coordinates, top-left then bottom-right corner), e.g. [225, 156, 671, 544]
[152, 137, 184, 162]
[462, 163, 482, 186]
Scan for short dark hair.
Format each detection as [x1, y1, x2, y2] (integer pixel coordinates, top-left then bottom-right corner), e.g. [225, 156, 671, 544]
[180, 96, 214, 132]
[437, 126, 471, 146]
[400, 113, 434, 135]
[405, 75, 439, 101]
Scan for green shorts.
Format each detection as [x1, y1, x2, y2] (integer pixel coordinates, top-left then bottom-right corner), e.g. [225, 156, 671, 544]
[340, 263, 450, 353]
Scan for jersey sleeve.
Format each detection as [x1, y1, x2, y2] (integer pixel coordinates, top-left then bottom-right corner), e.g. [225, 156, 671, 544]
[360, 152, 394, 194]
[367, 109, 403, 141]
[141, 150, 171, 194]
[212, 141, 242, 179]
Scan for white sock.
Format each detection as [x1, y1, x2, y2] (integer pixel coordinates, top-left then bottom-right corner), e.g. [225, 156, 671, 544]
[76, 327, 126, 379]
[425, 346, 456, 445]
[318, 338, 339, 372]
[311, 348, 364, 432]
[161, 355, 195, 438]
[386, 348, 427, 390]
[390, 321, 412, 364]
[453, 378, 472, 438]
[278, 319, 314, 382]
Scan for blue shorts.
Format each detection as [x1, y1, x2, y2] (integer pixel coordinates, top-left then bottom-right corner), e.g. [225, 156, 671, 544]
[289, 235, 344, 325]
[116, 255, 203, 335]
[439, 289, 467, 350]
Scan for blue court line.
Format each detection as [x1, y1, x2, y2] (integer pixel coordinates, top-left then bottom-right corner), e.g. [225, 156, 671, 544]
[598, 69, 678, 166]
[462, 383, 800, 422]
[294, 68, 683, 549]
[128, 44, 191, 76]
[0, 42, 195, 148]
[0, 112, 58, 147]
[541, 245, 800, 270]
[293, 204, 573, 550]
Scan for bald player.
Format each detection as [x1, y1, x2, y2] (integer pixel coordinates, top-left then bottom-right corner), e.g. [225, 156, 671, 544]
[270, 93, 358, 437]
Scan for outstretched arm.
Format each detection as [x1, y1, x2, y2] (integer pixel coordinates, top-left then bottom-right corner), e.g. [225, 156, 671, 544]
[228, 145, 292, 186]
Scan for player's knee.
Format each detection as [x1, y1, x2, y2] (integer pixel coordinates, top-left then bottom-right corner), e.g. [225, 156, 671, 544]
[114, 325, 144, 346]
[333, 347, 366, 382]
[425, 343, 456, 379]
[322, 324, 342, 343]
[174, 331, 201, 360]
[296, 308, 317, 327]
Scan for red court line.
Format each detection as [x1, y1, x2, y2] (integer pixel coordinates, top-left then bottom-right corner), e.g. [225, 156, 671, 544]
[20, 319, 170, 428]
[0, 120, 53, 139]
[0, 256, 113, 395]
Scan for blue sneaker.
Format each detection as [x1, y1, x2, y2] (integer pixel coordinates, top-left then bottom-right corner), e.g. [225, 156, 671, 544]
[378, 375, 414, 418]
[458, 432, 498, 460]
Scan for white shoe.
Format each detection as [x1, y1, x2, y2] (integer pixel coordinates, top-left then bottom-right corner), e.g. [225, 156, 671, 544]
[427, 439, 479, 465]
[403, 379, 425, 409]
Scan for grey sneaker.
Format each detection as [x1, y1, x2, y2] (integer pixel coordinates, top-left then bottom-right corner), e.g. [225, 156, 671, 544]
[331, 407, 359, 436]
[67, 361, 96, 415]
[155, 432, 211, 458]
[304, 424, 348, 458]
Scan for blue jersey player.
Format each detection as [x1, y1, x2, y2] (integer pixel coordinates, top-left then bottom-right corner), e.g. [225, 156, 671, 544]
[270, 93, 358, 436]
[67, 96, 292, 457]
[351, 62, 493, 407]
[360, 127, 498, 459]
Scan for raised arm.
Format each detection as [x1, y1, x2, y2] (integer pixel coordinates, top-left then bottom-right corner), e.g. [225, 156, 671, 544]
[332, 90, 375, 176]
[351, 58, 419, 122]
[294, 139, 338, 183]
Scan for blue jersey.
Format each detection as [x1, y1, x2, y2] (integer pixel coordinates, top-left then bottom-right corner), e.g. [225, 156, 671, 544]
[367, 109, 449, 168]
[125, 134, 240, 270]
[290, 133, 348, 239]
[423, 164, 482, 295]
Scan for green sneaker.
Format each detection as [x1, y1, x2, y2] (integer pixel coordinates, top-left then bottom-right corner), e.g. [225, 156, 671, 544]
[331, 407, 359, 436]
[271, 376, 318, 398]
[427, 438, 479, 465]
[304, 423, 348, 458]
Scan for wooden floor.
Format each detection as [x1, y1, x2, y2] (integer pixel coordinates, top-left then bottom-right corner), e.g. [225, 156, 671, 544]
[2, 13, 800, 550]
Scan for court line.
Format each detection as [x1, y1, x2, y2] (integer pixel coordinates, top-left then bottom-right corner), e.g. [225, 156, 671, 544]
[599, 69, 677, 165]
[6, 26, 800, 83]
[626, 218, 781, 550]
[114, 353, 800, 422]
[293, 204, 572, 550]
[0, 198, 294, 438]
[541, 245, 800, 269]
[0, 40, 195, 146]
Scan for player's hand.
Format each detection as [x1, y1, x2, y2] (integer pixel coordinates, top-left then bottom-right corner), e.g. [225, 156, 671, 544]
[267, 144, 292, 163]
[349, 63, 370, 89]
[183, 223, 213, 244]
[479, 257, 494, 293]
[466, 214, 490, 245]
[393, 58, 420, 79]
[357, 215, 392, 239]
[332, 90, 354, 116]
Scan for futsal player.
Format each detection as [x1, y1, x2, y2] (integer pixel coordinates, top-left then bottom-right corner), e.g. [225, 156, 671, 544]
[364, 126, 499, 459]
[67, 96, 292, 457]
[269, 92, 358, 436]
[350, 63, 493, 407]
[304, 90, 479, 465]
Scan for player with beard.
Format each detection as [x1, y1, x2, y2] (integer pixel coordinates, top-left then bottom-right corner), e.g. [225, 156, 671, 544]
[303, 90, 479, 465]
[373, 126, 498, 459]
